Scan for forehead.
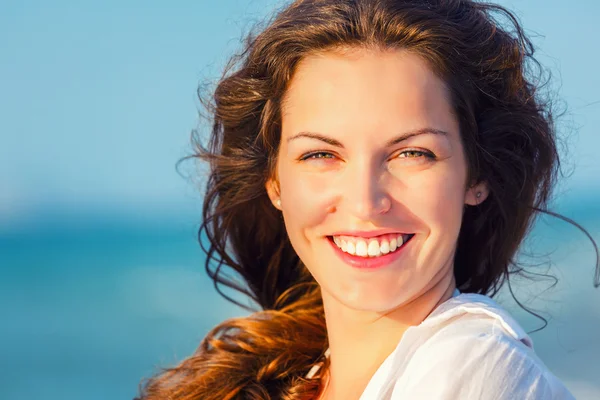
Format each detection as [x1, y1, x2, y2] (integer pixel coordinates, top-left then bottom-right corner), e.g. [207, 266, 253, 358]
[281, 48, 458, 140]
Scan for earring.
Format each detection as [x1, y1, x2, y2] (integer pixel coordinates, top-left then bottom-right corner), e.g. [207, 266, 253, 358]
[476, 192, 482, 198]
[275, 199, 281, 208]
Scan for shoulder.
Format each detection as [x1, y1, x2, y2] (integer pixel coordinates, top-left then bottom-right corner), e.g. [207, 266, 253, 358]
[422, 292, 534, 347]
[390, 293, 575, 399]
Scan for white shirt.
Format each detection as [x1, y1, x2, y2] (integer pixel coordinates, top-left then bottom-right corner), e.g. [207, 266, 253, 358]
[311, 289, 576, 399]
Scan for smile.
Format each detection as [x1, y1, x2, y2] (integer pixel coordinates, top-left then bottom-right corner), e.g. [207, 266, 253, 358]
[327, 233, 414, 270]
[331, 233, 414, 258]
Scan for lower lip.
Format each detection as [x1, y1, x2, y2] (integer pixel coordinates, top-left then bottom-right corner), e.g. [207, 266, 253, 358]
[327, 236, 413, 270]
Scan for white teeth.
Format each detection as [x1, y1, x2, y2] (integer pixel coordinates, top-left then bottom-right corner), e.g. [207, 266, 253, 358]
[380, 240, 390, 254]
[355, 240, 368, 256]
[367, 240, 380, 256]
[346, 241, 356, 255]
[332, 234, 412, 258]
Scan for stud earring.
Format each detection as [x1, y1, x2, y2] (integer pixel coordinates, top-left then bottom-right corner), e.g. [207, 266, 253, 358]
[276, 199, 281, 208]
[476, 192, 482, 198]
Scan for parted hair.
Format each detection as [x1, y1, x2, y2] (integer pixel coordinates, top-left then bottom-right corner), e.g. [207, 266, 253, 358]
[136, 1, 599, 399]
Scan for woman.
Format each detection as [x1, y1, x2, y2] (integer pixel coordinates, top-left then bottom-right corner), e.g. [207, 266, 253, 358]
[137, 0, 599, 398]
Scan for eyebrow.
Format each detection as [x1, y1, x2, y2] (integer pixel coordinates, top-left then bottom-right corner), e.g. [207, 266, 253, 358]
[286, 127, 449, 148]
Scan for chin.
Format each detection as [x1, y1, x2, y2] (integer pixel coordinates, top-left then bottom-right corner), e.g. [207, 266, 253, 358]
[324, 278, 417, 313]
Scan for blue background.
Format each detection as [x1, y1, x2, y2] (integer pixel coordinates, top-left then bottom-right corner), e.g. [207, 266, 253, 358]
[1, 1, 599, 399]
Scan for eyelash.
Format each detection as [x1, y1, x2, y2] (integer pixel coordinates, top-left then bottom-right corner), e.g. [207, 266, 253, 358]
[299, 149, 436, 161]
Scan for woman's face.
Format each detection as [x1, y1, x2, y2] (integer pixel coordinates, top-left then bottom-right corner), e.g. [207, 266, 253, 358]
[268, 48, 486, 312]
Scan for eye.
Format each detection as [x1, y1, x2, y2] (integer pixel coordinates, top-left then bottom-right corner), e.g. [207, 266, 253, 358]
[395, 149, 436, 159]
[300, 151, 336, 161]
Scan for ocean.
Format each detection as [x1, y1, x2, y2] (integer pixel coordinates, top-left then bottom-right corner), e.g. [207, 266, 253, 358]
[1, 201, 598, 399]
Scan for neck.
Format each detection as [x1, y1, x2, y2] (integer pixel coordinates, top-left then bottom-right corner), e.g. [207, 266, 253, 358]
[319, 272, 456, 400]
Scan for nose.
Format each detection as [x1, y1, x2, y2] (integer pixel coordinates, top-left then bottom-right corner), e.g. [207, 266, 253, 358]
[341, 160, 391, 219]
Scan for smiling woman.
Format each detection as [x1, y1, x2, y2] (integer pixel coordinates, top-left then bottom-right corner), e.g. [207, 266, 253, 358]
[136, 0, 598, 399]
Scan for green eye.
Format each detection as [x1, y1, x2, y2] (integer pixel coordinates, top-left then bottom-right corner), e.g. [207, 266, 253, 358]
[300, 152, 335, 161]
[396, 149, 435, 159]
[399, 150, 422, 158]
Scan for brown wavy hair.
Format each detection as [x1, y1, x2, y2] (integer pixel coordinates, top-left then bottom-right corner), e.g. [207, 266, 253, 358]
[136, 0, 600, 398]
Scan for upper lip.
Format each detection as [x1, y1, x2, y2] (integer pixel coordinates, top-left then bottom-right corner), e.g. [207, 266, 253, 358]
[328, 229, 411, 238]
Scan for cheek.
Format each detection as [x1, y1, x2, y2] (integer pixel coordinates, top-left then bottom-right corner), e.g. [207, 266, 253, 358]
[278, 166, 335, 237]
[391, 165, 467, 231]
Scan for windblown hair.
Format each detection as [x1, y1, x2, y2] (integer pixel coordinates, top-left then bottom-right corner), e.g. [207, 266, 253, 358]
[137, 0, 600, 399]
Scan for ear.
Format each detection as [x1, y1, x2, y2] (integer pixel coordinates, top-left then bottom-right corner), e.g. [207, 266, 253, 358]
[265, 178, 281, 210]
[465, 181, 489, 206]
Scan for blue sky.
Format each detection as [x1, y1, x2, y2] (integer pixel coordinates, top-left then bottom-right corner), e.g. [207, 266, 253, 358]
[1, 0, 599, 222]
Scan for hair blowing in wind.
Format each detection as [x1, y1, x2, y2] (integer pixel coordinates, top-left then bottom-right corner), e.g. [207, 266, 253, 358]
[135, 0, 600, 399]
